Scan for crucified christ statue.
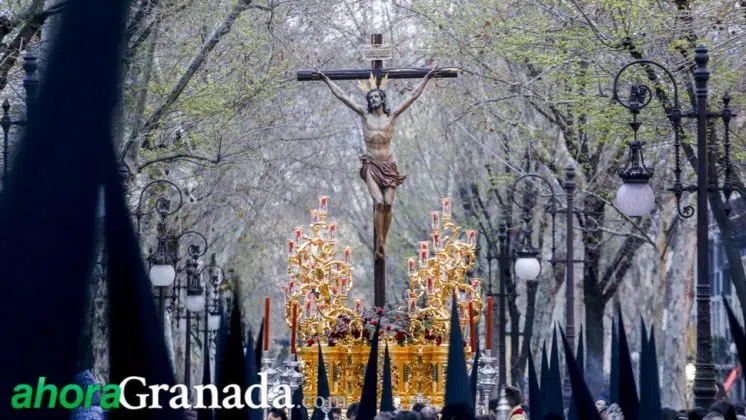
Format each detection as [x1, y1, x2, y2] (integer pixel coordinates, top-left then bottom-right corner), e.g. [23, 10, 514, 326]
[318, 69, 436, 258]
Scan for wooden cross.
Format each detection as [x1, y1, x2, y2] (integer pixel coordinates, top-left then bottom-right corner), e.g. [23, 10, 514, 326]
[297, 34, 458, 88]
[297, 34, 458, 308]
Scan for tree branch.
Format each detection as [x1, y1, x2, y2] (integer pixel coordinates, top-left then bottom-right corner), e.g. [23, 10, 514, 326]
[132, 0, 253, 152]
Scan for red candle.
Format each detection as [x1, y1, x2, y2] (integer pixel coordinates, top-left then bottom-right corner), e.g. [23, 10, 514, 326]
[329, 223, 336, 240]
[344, 247, 351, 264]
[288, 239, 295, 255]
[468, 230, 477, 246]
[468, 301, 475, 353]
[486, 297, 493, 350]
[441, 198, 452, 218]
[409, 297, 417, 313]
[264, 297, 270, 352]
[289, 279, 295, 294]
[319, 196, 328, 212]
[420, 241, 429, 250]
[408, 258, 416, 274]
[355, 298, 362, 314]
[294, 228, 303, 243]
[431, 211, 440, 230]
[433, 231, 440, 248]
[420, 249, 428, 264]
[291, 302, 298, 354]
[426, 276, 433, 292]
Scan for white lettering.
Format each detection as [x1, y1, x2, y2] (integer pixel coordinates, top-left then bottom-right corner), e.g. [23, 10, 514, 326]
[169, 385, 190, 409]
[245, 372, 269, 409]
[272, 384, 292, 409]
[193, 384, 220, 409]
[222, 385, 244, 409]
[118, 377, 147, 409]
[148, 384, 169, 408]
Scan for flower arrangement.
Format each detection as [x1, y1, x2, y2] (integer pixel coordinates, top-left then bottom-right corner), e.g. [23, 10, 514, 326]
[360, 305, 412, 346]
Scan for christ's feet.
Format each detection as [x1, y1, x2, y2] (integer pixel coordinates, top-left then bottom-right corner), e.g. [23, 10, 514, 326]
[376, 242, 385, 259]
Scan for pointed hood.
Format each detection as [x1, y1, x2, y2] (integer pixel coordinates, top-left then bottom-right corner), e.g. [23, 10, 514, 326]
[245, 329, 262, 420]
[356, 318, 381, 420]
[724, 297, 746, 374]
[215, 301, 248, 420]
[616, 306, 639, 420]
[560, 327, 601, 420]
[470, 326, 480, 410]
[310, 343, 331, 420]
[543, 325, 564, 418]
[255, 318, 265, 368]
[540, 340, 550, 405]
[567, 326, 584, 420]
[197, 321, 214, 420]
[638, 326, 662, 420]
[0, 0, 130, 418]
[528, 348, 542, 420]
[610, 317, 619, 404]
[380, 343, 395, 412]
[442, 295, 474, 420]
[292, 362, 310, 420]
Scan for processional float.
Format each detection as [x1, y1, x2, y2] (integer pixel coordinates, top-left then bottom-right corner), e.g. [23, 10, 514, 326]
[280, 196, 498, 410]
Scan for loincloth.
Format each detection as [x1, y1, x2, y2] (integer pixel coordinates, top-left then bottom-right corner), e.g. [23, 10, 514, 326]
[359, 154, 407, 189]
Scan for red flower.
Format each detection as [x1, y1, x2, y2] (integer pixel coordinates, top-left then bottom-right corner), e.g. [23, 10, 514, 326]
[435, 336, 442, 345]
[395, 315, 401, 320]
[379, 330, 384, 335]
[307, 338, 315, 346]
[386, 325, 391, 331]
[395, 331, 406, 341]
[375, 307, 384, 315]
[371, 320, 377, 326]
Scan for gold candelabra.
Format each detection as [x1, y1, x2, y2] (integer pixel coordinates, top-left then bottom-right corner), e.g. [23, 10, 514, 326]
[284, 197, 483, 407]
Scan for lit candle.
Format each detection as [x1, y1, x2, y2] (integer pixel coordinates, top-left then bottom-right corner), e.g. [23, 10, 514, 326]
[441, 197, 452, 218]
[264, 297, 270, 352]
[291, 302, 298, 354]
[471, 278, 480, 291]
[468, 301, 475, 352]
[294, 228, 303, 243]
[319, 196, 328, 213]
[344, 247, 351, 264]
[288, 239, 295, 255]
[329, 223, 336, 240]
[355, 298, 362, 314]
[409, 297, 417, 313]
[408, 258, 416, 274]
[467, 230, 477, 246]
[420, 241, 429, 250]
[420, 249, 428, 264]
[433, 231, 440, 249]
[431, 211, 440, 230]
[426, 276, 433, 292]
[486, 297, 493, 350]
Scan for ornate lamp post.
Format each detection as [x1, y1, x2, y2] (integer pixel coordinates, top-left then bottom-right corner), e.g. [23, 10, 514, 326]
[508, 169, 580, 407]
[612, 46, 735, 408]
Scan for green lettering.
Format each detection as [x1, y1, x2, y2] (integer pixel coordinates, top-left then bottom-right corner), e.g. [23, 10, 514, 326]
[10, 384, 33, 409]
[59, 385, 84, 409]
[100, 385, 121, 409]
[84, 384, 101, 408]
[34, 377, 58, 408]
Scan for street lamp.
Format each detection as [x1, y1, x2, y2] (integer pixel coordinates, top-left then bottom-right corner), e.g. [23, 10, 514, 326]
[612, 46, 735, 408]
[508, 168, 580, 407]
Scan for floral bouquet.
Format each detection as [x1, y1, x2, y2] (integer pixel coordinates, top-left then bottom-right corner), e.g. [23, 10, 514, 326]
[360, 305, 412, 346]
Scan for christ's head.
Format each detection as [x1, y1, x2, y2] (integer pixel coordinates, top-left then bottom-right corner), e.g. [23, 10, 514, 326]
[367, 88, 390, 115]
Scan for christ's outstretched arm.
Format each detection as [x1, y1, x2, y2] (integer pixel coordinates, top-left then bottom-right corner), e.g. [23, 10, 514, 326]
[391, 68, 437, 119]
[317, 71, 366, 116]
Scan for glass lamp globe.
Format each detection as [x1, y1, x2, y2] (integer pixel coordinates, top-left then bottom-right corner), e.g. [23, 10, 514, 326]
[185, 293, 205, 312]
[149, 264, 175, 286]
[207, 313, 222, 331]
[615, 182, 655, 217]
[514, 255, 541, 281]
